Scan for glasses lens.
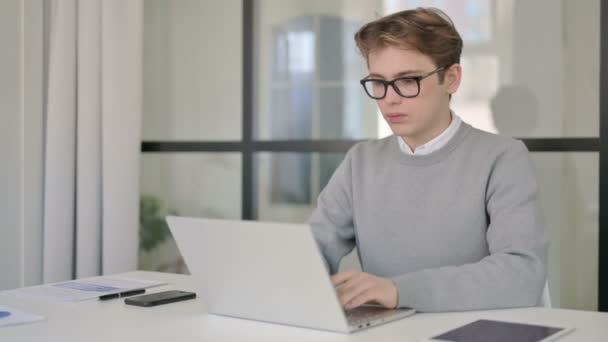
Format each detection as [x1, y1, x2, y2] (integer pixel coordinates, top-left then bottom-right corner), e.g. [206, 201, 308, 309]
[363, 80, 386, 99]
[394, 78, 419, 97]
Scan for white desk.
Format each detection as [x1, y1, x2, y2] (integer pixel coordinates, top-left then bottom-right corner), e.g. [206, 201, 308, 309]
[1, 271, 607, 341]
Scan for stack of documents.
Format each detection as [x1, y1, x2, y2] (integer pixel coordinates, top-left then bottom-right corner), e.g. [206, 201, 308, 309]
[0, 276, 166, 303]
[0, 305, 44, 328]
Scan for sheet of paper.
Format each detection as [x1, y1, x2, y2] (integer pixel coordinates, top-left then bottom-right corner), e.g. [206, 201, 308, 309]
[0, 276, 166, 303]
[0, 305, 44, 328]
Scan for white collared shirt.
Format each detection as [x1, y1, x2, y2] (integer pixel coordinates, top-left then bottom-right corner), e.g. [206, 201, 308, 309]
[398, 112, 462, 156]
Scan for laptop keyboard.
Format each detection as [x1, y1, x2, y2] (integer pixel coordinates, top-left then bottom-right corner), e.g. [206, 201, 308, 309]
[345, 305, 403, 327]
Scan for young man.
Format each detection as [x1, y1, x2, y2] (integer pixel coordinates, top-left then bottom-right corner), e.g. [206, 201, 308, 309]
[308, 8, 548, 313]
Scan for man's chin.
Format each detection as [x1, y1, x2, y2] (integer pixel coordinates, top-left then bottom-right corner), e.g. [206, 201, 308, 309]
[389, 125, 418, 138]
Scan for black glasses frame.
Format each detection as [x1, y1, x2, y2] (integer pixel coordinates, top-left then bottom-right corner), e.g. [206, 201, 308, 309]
[360, 66, 446, 100]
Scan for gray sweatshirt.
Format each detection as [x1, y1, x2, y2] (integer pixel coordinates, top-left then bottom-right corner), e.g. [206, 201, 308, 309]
[308, 121, 548, 313]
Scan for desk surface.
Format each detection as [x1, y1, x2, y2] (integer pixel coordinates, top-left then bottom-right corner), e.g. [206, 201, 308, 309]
[1, 271, 607, 341]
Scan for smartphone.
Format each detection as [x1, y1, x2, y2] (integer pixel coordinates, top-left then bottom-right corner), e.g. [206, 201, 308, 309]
[124, 290, 196, 307]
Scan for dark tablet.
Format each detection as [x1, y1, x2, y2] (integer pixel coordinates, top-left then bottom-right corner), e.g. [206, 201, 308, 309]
[429, 319, 573, 342]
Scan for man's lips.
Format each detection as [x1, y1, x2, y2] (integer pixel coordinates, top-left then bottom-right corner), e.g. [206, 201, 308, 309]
[386, 113, 410, 123]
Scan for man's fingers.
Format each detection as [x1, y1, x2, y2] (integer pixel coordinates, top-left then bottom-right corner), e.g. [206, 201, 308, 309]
[345, 289, 376, 310]
[331, 272, 398, 310]
[337, 278, 373, 306]
[331, 271, 358, 286]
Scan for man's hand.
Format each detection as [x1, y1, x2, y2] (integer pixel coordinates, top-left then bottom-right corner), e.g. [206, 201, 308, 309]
[331, 271, 399, 310]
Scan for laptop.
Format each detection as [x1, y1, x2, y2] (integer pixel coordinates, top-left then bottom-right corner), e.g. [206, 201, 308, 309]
[166, 216, 415, 333]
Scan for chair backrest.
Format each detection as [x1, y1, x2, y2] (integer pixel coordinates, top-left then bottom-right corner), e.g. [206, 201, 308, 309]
[540, 281, 552, 308]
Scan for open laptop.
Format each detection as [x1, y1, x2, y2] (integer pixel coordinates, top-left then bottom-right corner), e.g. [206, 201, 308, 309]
[166, 216, 415, 333]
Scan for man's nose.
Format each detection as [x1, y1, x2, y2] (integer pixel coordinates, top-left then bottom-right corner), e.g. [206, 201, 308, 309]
[383, 84, 402, 105]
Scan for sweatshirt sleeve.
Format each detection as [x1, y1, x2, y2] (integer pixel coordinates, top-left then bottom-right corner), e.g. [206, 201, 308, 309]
[391, 141, 548, 312]
[308, 149, 356, 275]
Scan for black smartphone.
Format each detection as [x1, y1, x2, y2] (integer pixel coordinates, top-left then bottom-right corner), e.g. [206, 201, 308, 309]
[124, 290, 196, 307]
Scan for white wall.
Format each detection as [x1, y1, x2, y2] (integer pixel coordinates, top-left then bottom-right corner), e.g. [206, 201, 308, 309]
[562, 0, 601, 136]
[558, 0, 601, 304]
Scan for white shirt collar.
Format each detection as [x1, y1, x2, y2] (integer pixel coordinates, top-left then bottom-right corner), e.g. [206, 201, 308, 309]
[398, 112, 462, 156]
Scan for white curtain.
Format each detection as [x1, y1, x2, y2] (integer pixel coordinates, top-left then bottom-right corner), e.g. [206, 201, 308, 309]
[43, 0, 142, 282]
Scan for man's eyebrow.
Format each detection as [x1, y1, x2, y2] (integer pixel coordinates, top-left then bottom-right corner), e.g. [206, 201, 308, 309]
[365, 70, 424, 79]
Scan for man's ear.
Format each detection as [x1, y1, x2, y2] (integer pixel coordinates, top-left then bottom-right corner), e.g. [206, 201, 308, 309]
[445, 63, 462, 95]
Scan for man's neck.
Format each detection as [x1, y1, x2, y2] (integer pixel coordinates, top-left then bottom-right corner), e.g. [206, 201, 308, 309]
[402, 110, 453, 152]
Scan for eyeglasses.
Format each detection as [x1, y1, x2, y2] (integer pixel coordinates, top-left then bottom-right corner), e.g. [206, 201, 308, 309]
[360, 66, 446, 100]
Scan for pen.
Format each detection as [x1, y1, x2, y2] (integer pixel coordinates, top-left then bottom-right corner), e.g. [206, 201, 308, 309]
[99, 289, 146, 301]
